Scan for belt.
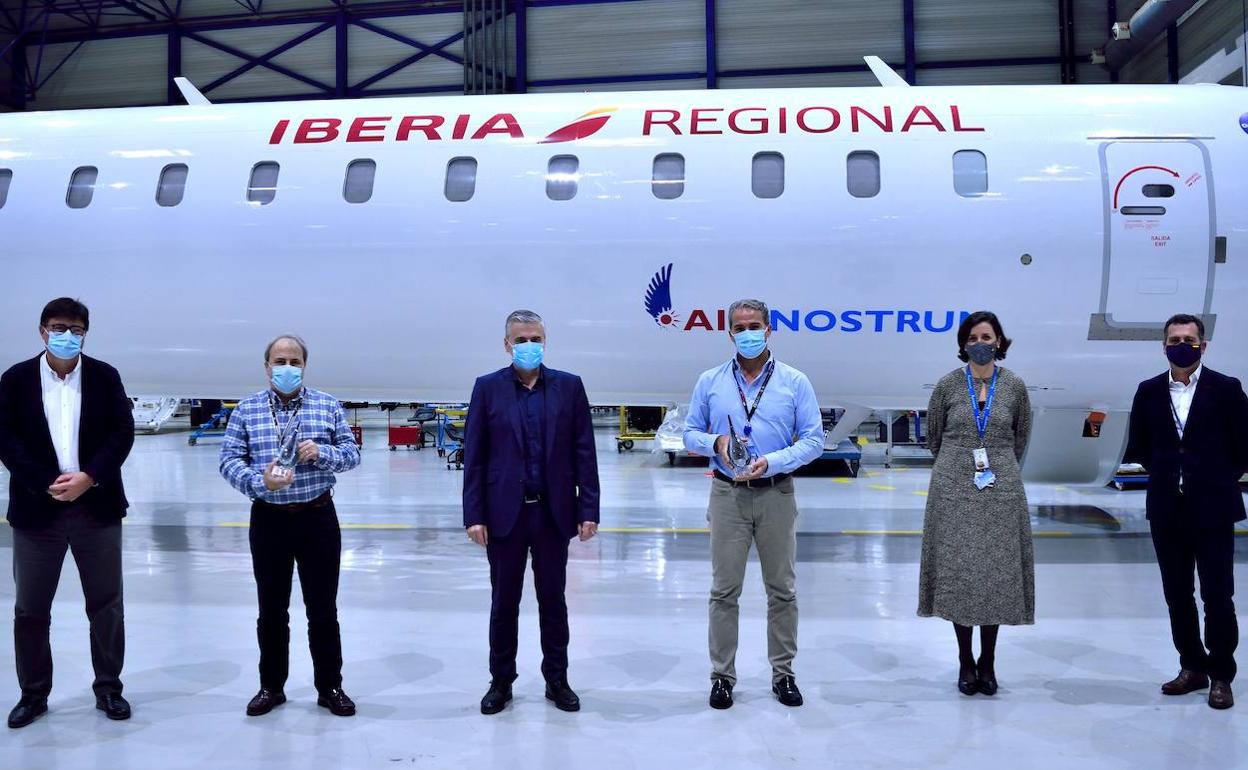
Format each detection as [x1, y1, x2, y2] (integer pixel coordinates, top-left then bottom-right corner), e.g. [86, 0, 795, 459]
[254, 490, 333, 512]
[713, 470, 791, 488]
[523, 492, 544, 504]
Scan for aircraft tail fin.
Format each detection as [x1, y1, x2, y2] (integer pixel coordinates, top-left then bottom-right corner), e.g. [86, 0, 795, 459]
[174, 78, 212, 106]
[864, 56, 909, 87]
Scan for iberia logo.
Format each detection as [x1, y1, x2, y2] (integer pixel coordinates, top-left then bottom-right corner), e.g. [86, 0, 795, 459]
[540, 107, 618, 144]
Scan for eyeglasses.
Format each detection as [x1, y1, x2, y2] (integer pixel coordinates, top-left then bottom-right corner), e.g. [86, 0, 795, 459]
[45, 324, 86, 336]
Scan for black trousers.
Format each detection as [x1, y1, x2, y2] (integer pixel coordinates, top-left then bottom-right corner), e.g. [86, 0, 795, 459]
[249, 496, 343, 694]
[486, 501, 571, 684]
[1150, 504, 1238, 683]
[12, 506, 124, 698]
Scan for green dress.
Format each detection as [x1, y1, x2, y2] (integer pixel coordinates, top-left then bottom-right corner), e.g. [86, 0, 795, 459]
[918, 365, 1035, 626]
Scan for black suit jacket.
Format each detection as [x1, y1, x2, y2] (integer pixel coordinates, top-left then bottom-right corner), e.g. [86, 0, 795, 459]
[0, 354, 135, 529]
[1124, 366, 1248, 525]
[462, 365, 600, 539]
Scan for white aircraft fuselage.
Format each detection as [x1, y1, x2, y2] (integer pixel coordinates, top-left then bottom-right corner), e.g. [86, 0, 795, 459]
[1, 85, 1245, 480]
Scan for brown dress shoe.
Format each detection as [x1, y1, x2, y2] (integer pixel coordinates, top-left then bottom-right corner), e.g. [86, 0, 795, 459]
[1209, 681, 1234, 710]
[1161, 669, 1209, 696]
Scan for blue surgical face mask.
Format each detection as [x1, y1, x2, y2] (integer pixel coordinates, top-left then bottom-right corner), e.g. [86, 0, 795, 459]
[733, 329, 768, 360]
[46, 330, 83, 360]
[512, 341, 544, 371]
[270, 364, 303, 394]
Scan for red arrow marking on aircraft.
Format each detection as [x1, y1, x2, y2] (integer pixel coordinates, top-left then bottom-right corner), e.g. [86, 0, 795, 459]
[1113, 165, 1180, 209]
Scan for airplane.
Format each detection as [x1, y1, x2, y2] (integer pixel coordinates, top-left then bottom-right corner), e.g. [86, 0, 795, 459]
[0, 60, 1245, 486]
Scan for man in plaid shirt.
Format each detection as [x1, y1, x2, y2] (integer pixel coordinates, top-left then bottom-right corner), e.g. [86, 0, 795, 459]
[219, 334, 361, 718]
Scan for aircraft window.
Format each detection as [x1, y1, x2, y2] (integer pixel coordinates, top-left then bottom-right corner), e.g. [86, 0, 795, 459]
[546, 155, 579, 201]
[1121, 206, 1166, 216]
[248, 161, 280, 205]
[847, 151, 880, 198]
[343, 159, 376, 204]
[445, 157, 478, 202]
[652, 153, 685, 200]
[66, 166, 98, 209]
[751, 152, 784, 199]
[952, 150, 988, 196]
[1142, 184, 1175, 198]
[156, 163, 189, 207]
[0, 169, 11, 209]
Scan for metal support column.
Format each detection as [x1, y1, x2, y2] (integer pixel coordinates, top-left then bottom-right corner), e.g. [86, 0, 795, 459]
[704, 0, 717, 89]
[335, 7, 348, 98]
[903, 0, 916, 84]
[1167, 21, 1179, 83]
[514, 0, 526, 92]
[166, 28, 181, 105]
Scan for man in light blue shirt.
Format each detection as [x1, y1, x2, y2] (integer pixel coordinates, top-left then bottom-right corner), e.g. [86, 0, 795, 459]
[683, 298, 823, 710]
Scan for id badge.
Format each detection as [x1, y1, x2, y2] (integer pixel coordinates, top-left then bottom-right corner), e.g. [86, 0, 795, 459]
[972, 447, 989, 471]
[974, 469, 996, 491]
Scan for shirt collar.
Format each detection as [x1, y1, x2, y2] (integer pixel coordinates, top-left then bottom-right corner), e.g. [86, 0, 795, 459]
[40, 352, 81, 383]
[1168, 364, 1202, 388]
[512, 365, 544, 386]
[269, 387, 305, 409]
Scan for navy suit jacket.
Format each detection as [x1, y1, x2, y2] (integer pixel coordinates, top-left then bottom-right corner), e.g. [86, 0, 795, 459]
[1124, 366, 1248, 526]
[0, 354, 135, 530]
[462, 365, 600, 539]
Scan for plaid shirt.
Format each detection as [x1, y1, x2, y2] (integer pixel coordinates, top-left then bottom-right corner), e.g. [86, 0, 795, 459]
[219, 387, 361, 504]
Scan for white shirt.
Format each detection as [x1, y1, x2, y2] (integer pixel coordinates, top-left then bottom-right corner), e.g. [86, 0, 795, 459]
[1168, 363, 1202, 444]
[40, 353, 82, 473]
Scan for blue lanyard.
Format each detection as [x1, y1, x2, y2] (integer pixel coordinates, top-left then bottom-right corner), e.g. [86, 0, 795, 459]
[964, 366, 998, 443]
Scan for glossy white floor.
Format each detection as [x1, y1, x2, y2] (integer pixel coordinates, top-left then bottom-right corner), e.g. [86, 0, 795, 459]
[1, 421, 1245, 769]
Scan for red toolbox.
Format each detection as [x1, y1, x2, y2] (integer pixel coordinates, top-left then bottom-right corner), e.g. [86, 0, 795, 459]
[388, 425, 422, 451]
[349, 425, 363, 447]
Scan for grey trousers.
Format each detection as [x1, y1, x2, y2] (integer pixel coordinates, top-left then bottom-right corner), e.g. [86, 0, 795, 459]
[12, 506, 125, 698]
[707, 477, 799, 685]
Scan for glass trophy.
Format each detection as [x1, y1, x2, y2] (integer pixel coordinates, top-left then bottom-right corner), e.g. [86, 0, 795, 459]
[726, 416, 753, 475]
[273, 419, 300, 481]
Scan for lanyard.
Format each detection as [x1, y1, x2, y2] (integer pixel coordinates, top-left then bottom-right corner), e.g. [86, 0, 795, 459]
[269, 392, 303, 445]
[964, 366, 998, 445]
[1169, 393, 1187, 439]
[733, 359, 776, 435]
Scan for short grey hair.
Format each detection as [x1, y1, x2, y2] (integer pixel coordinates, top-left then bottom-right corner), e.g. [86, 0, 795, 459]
[504, 309, 544, 336]
[728, 299, 770, 328]
[265, 334, 308, 362]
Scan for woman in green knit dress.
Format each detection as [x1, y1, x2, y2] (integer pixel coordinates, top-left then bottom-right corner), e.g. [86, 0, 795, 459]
[919, 311, 1035, 697]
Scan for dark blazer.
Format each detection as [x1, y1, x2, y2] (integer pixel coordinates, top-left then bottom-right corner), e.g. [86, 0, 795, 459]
[0, 354, 135, 529]
[1124, 366, 1248, 525]
[462, 365, 600, 539]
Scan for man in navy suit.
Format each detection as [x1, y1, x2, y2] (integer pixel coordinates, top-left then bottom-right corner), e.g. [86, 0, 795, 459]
[463, 309, 600, 715]
[0, 298, 135, 728]
[1125, 313, 1248, 710]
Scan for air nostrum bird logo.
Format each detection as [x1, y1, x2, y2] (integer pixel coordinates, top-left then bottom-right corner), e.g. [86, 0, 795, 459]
[541, 107, 618, 144]
[644, 263, 680, 329]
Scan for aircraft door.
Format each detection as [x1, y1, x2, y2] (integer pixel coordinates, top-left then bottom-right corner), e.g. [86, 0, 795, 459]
[1090, 140, 1216, 340]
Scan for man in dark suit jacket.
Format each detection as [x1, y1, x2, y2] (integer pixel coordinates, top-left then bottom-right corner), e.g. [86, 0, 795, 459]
[1125, 313, 1248, 711]
[0, 298, 135, 728]
[463, 309, 600, 715]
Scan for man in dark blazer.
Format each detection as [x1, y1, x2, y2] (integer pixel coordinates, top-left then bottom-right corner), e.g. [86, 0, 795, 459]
[1125, 313, 1248, 710]
[463, 309, 600, 715]
[0, 298, 135, 728]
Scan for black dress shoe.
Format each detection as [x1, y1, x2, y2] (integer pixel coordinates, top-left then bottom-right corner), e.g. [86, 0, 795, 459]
[1161, 669, 1209, 696]
[772, 676, 803, 707]
[7, 697, 48, 729]
[545, 679, 580, 712]
[1209, 681, 1234, 710]
[317, 688, 356, 717]
[709, 677, 734, 710]
[957, 664, 978, 696]
[480, 681, 513, 715]
[245, 688, 287, 717]
[95, 693, 131, 721]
